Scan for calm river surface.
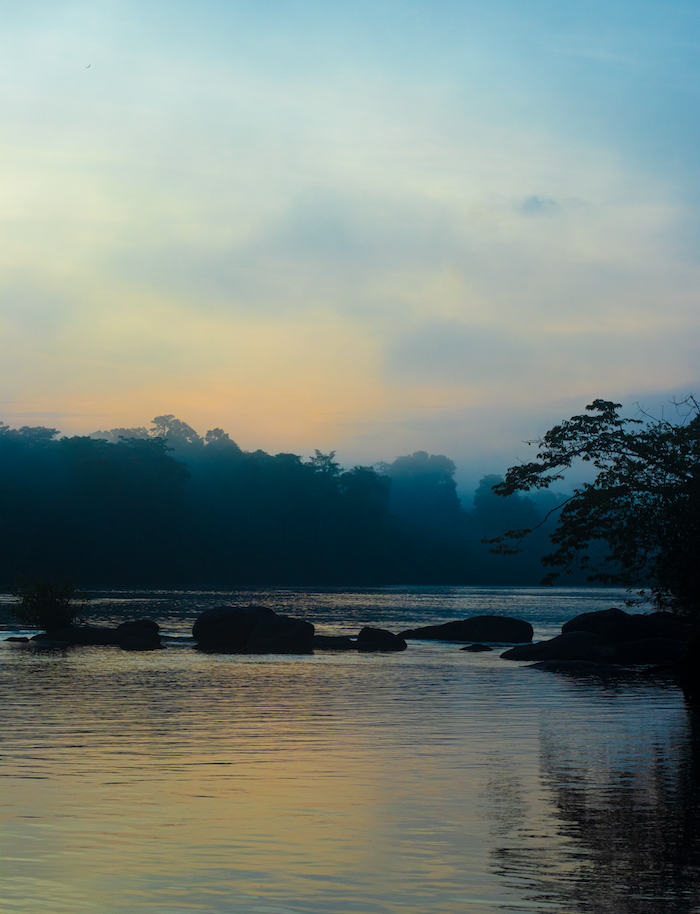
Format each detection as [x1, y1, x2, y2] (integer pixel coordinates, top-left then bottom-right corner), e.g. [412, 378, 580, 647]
[1, 586, 699, 914]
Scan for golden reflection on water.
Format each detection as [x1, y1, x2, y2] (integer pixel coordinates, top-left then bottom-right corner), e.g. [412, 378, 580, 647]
[1, 642, 698, 913]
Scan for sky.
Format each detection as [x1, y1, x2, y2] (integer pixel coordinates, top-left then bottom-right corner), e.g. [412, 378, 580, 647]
[1, 0, 699, 494]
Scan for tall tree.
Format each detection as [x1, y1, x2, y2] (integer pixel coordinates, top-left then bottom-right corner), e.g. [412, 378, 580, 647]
[489, 398, 700, 617]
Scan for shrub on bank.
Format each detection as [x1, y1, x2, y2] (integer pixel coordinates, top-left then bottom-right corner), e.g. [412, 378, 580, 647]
[10, 580, 89, 632]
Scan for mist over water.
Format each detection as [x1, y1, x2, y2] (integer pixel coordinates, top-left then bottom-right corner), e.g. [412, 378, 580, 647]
[1, 587, 698, 913]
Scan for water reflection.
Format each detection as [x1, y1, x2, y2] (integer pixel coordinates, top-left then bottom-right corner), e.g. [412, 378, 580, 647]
[2, 588, 697, 914]
[487, 678, 700, 913]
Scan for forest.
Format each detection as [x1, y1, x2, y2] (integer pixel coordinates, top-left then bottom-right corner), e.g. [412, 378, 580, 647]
[0, 415, 568, 588]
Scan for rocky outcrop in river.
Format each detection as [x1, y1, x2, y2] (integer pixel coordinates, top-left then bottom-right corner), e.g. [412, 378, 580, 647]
[30, 619, 162, 650]
[400, 615, 533, 643]
[192, 605, 315, 653]
[501, 608, 692, 666]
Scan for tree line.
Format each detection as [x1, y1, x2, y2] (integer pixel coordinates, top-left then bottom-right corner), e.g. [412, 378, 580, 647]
[0, 414, 561, 587]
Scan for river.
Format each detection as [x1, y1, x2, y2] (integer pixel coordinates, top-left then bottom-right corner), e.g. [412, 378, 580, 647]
[1, 586, 698, 913]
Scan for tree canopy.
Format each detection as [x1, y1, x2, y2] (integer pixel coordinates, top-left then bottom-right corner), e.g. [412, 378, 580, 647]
[489, 398, 700, 618]
[0, 414, 565, 588]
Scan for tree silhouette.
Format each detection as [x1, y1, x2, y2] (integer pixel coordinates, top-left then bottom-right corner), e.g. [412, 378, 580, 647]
[489, 398, 700, 615]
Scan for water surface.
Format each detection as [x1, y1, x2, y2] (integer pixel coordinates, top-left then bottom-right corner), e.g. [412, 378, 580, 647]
[1, 587, 698, 913]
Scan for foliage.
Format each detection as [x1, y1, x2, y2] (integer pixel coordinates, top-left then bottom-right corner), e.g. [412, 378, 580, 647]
[488, 398, 700, 617]
[472, 474, 540, 535]
[10, 580, 90, 632]
[150, 415, 202, 448]
[0, 413, 562, 586]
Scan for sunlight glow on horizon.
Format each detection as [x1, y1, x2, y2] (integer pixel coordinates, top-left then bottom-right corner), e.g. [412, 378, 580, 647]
[1, 1, 699, 484]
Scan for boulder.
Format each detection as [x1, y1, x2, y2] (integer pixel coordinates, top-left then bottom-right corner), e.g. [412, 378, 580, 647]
[4, 636, 29, 643]
[116, 619, 161, 648]
[400, 615, 533, 644]
[193, 605, 314, 654]
[117, 619, 160, 637]
[247, 614, 315, 654]
[562, 607, 693, 644]
[615, 638, 687, 665]
[460, 643, 493, 652]
[193, 605, 275, 651]
[501, 631, 620, 663]
[356, 627, 407, 651]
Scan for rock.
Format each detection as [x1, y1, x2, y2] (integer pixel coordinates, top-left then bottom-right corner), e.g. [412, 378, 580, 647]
[676, 629, 700, 704]
[31, 638, 72, 648]
[501, 631, 620, 663]
[193, 605, 275, 651]
[615, 638, 687, 665]
[400, 615, 533, 643]
[530, 659, 614, 674]
[117, 619, 160, 636]
[310, 630, 407, 651]
[119, 636, 161, 651]
[31, 625, 121, 646]
[356, 627, 407, 651]
[4, 636, 29, 643]
[246, 614, 315, 654]
[29, 622, 163, 649]
[562, 607, 693, 644]
[193, 605, 314, 654]
[117, 619, 162, 648]
[460, 643, 493, 652]
[312, 635, 359, 651]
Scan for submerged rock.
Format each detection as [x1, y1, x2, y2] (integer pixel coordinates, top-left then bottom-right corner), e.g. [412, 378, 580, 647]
[193, 605, 314, 654]
[460, 643, 493, 652]
[401, 615, 533, 644]
[31, 625, 121, 646]
[30, 620, 163, 649]
[311, 629, 406, 652]
[312, 635, 358, 651]
[119, 636, 161, 651]
[530, 659, 613, 673]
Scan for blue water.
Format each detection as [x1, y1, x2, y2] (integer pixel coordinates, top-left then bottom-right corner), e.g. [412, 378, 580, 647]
[0, 586, 697, 914]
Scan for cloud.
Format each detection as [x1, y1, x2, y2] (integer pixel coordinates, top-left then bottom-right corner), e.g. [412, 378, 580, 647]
[0, 0, 699, 474]
[517, 195, 559, 216]
[382, 314, 700, 401]
[114, 187, 461, 318]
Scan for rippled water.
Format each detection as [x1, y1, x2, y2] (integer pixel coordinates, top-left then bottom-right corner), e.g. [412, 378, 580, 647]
[1, 587, 698, 913]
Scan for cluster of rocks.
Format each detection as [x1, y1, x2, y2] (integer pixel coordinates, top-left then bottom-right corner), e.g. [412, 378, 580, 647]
[189, 609, 532, 654]
[5, 608, 532, 655]
[5, 606, 696, 695]
[312, 628, 407, 651]
[192, 605, 407, 653]
[500, 607, 694, 667]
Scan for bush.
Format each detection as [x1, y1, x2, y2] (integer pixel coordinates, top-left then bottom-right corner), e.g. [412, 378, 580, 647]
[10, 580, 89, 632]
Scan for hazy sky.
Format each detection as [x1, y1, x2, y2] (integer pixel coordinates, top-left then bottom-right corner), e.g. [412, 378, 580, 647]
[1, 0, 699, 491]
